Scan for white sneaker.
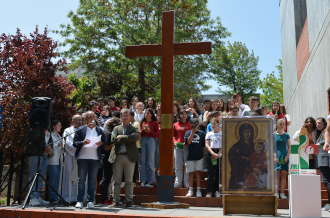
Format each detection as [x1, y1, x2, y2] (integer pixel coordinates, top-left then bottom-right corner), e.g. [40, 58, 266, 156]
[75, 202, 83, 209]
[322, 203, 330, 211]
[215, 191, 221, 198]
[196, 191, 202, 197]
[30, 198, 41, 206]
[203, 169, 208, 172]
[133, 183, 136, 187]
[275, 193, 279, 199]
[140, 181, 147, 187]
[37, 197, 50, 206]
[87, 202, 94, 208]
[121, 182, 125, 188]
[186, 191, 193, 197]
[280, 193, 287, 199]
[184, 182, 189, 189]
[174, 183, 181, 188]
[205, 192, 212, 198]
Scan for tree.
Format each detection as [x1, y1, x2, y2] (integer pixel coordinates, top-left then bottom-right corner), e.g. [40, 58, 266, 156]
[212, 41, 261, 103]
[56, 0, 230, 104]
[68, 73, 100, 111]
[0, 27, 75, 193]
[259, 59, 283, 106]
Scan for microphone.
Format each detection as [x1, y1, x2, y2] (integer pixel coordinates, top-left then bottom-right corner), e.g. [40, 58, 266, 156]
[45, 121, 97, 148]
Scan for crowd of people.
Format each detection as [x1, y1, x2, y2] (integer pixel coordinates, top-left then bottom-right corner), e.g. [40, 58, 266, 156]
[24, 93, 330, 211]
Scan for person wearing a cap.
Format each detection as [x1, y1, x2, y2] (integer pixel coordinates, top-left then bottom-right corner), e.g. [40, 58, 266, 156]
[184, 118, 205, 197]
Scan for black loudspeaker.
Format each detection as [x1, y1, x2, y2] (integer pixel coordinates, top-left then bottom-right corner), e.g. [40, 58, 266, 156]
[28, 97, 53, 130]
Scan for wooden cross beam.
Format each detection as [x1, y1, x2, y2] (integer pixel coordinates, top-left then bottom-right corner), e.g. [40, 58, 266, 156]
[125, 11, 212, 176]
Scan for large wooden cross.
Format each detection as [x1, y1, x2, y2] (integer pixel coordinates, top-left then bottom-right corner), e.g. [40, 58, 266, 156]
[126, 11, 212, 176]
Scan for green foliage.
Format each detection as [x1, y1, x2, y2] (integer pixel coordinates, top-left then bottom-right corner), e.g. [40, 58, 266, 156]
[212, 41, 261, 103]
[0, 197, 7, 205]
[57, 0, 230, 104]
[68, 73, 100, 110]
[259, 59, 283, 106]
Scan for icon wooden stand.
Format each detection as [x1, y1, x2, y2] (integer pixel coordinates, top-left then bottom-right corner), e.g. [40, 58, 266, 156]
[223, 195, 277, 216]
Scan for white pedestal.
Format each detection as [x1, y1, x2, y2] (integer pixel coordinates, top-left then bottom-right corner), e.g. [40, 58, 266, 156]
[289, 175, 321, 218]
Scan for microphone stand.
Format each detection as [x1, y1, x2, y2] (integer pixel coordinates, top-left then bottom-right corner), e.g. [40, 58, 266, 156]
[44, 122, 95, 149]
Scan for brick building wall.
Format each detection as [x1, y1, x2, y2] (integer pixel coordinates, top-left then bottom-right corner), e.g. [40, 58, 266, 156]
[295, 18, 309, 82]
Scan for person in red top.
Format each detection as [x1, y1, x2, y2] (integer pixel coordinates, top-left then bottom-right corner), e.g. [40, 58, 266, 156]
[107, 96, 120, 112]
[139, 108, 159, 188]
[173, 110, 191, 188]
[96, 98, 105, 114]
[268, 101, 287, 132]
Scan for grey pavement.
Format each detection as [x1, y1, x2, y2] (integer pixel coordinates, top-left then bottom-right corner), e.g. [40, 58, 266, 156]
[3, 205, 330, 218]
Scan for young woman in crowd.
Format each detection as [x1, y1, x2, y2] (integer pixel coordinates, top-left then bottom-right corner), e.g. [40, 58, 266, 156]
[269, 101, 287, 131]
[261, 105, 269, 116]
[140, 108, 159, 188]
[173, 102, 180, 123]
[99, 117, 122, 206]
[173, 110, 191, 188]
[134, 102, 145, 123]
[119, 99, 129, 110]
[130, 96, 139, 112]
[312, 117, 330, 211]
[146, 97, 157, 114]
[274, 119, 291, 200]
[222, 99, 234, 116]
[98, 106, 112, 127]
[280, 104, 291, 131]
[48, 120, 63, 204]
[293, 117, 317, 167]
[203, 99, 220, 126]
[186, 97, 202, 120]
[205, 118, 222, 198]
[217, 98, 225, 112]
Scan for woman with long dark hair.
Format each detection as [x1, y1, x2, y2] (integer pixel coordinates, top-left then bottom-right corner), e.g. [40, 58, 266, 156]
[48, 120, 63, 204]
[119, 99, 129, 110]
[146, 97, 157, 114]
[186, 97, 202, 121]
[222, 99, 235, 116]
[293, 117, 317, 167]
[139, 108, 159, 187]
[217, 98, 225, 112]
[313, 118, 330, 211]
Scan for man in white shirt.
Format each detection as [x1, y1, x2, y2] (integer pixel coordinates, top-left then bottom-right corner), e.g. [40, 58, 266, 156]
[61, 115, 82, 204]
[232, 93, 249, 116]
[73, 111, 106, 209]
[242, 96, 259, 116]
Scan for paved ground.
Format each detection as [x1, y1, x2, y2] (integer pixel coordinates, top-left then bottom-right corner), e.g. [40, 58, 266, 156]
[2, 205, 330, 218]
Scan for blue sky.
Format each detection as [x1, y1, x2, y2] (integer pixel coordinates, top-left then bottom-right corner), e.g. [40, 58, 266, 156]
[0, 0, 281, 95]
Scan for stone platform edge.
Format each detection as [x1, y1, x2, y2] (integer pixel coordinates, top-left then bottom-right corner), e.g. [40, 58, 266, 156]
[0, 208, 224, 218]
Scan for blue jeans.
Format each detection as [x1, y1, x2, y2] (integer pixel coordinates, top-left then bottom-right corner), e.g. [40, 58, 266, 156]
[28, 155, 48, 199]
[47, 165, 61, 201]
[140, 137, 156, 183]
[77, 159, 99, 202]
